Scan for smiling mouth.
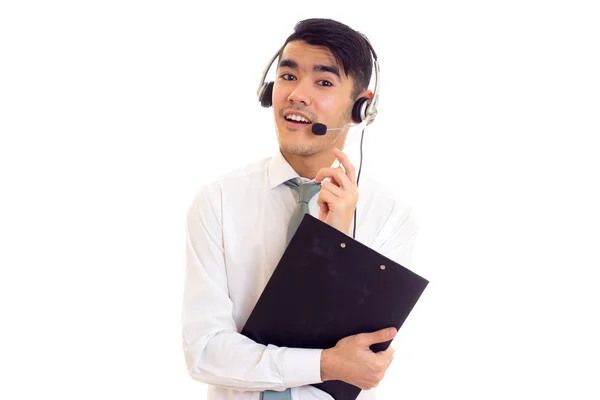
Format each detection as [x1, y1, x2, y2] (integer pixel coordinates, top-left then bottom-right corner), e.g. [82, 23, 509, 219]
[284, 114, 312, 125]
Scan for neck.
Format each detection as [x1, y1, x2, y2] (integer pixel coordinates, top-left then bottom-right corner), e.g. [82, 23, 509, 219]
[280, 151, 332, 180]
[280, 137, 347, 180]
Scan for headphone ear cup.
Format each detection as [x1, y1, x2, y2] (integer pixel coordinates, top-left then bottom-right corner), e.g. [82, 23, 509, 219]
[351, 97, 370, 123]
[259, 81, 274, 108]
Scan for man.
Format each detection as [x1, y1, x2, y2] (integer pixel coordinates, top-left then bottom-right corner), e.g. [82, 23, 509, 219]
[183, 18, 419, 400]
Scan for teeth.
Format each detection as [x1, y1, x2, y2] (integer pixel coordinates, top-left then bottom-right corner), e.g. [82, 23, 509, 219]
[285, 114, 310, 123]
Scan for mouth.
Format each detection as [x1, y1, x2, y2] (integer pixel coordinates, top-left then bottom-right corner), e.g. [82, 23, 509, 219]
[283, 112, 313, 128]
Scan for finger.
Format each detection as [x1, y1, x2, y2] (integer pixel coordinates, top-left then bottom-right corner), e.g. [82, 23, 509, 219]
[317, 189, 343, 211]
[380, 346, 395, 361]
[375, 345, 394, 357]
[320, 180, 345, 198]
[317, 196, 329, 215]
[330, 169, 342, 188]
[333, 148, 357, 184]
[315, 167, 345, 185]
[386, 354, 394, 369]
[315, 167, 353, 190]
[359, 327, 397, 346]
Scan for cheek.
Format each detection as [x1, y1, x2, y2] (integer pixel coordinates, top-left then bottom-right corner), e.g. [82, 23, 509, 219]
[271, 83, 287, 106]
[317, 96, 346, 117]
[318, 96, 337, 110]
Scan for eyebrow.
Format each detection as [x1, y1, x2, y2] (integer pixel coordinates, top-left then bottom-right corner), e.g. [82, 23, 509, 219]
[279, 59, 341, 79]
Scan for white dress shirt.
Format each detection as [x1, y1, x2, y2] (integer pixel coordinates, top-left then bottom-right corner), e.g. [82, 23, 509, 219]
[182, 149, 419, 400]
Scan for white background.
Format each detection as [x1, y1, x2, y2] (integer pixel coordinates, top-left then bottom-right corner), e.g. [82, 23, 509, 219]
[1, 1, 599, 399]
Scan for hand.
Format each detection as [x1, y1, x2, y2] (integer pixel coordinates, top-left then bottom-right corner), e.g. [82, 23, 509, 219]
[314, 148, 359, 235]
[320, 327, 397, 390]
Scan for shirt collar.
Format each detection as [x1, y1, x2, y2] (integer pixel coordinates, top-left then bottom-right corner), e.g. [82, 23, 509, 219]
[268, 149, 315, 189]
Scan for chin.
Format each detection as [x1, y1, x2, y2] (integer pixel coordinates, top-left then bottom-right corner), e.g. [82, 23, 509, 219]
[280, 141, 319, 157]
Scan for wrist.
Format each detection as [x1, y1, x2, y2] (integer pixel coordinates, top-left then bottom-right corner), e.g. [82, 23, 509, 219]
[320, 348, 337, 382]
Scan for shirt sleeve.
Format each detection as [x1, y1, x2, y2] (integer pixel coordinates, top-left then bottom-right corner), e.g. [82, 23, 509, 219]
[182, 182, 323, 392]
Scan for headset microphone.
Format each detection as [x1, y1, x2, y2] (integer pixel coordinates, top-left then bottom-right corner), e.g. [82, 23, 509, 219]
[311, 123, 350, 136]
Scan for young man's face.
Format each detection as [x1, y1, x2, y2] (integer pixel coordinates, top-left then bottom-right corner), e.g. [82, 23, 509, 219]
[272, 40, 361, 157]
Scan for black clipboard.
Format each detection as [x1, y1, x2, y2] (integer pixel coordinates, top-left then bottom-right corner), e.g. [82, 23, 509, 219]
[241, 214, 429, 400]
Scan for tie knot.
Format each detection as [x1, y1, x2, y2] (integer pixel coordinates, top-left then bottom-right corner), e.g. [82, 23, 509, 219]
[284, 178, 321, 204]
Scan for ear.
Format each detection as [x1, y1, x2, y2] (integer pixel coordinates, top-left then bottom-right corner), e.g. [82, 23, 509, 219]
[355, 89, 373, 101]
[351, 89, 375, 124]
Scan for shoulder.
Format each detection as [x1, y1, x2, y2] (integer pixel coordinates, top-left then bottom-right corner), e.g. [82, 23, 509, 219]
[206, 156, 270, 192]
[187, 156, 271, 214]
[217, 156, 270, 185]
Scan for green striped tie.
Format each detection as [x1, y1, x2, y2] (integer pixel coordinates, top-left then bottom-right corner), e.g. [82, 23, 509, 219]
[284, 178, 322, 244]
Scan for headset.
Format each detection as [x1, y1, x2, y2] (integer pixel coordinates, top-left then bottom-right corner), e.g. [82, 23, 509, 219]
[256, 34, 380, 126]
[257, 34, 380, 240]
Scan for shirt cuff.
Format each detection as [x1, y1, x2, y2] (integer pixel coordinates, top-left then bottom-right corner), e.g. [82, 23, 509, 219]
[283, 348, 323, 387]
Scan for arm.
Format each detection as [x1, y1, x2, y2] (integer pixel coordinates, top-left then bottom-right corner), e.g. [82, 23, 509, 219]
[316, 198, 421, 391]
[182, 183, 323, 392]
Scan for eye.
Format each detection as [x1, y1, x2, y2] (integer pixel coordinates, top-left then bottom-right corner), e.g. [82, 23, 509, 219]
[280, 74, 296, 81]
[317, 80, 333, 87]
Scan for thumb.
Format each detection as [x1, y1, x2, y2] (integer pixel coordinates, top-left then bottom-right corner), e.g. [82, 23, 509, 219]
[362, 327, 397, 345]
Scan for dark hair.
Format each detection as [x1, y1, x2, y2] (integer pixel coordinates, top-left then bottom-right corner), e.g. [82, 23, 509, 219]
[278, 18, 373, 100]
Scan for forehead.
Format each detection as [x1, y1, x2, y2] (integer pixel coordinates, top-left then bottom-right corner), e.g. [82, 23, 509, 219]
[279, 40, 343, 73]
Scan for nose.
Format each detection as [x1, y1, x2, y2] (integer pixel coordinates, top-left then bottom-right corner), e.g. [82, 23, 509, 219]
[287, 79, 311, 106]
